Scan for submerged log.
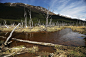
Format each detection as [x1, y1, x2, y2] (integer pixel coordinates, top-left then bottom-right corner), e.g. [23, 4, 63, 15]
[12, 38, 62, 47]
[0, 36, 62, 47]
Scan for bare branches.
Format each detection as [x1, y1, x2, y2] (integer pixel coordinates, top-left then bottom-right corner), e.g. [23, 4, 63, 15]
[4, 20, 9, 28]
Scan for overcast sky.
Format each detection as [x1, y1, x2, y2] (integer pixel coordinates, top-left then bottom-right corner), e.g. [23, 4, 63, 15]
[0, 0, 86, 21]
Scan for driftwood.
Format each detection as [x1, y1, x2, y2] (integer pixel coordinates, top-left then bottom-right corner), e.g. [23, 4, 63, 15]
[0, 36, 62, 47]
[4, 23, 20, 45]
[0, 23, 20, 52]
[12, 38, 62, 47]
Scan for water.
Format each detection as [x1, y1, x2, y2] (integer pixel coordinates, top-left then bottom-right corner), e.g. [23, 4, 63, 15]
[0, 28, 86, 47]
[58, 28, 86, 46]
[0, 28, 86, 57]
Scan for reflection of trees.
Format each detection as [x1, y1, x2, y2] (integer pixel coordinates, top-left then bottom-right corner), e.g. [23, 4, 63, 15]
[25, 33, 28, 39]
[59, 28, 72, 36]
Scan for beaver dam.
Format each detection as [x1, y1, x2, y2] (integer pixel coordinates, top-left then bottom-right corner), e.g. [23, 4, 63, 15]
[0, 26, 86, 57]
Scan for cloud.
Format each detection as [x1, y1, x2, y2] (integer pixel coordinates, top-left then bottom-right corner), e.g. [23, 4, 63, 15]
[49, 0, 86, 21]
[49, 0, 59, 8]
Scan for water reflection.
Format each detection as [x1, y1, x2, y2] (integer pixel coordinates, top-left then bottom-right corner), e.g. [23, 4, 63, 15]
[25, 33, 28, 39]
[0, 28, 86, 47]
[59, 28, 72, 35]
[59, 28, 86, 46]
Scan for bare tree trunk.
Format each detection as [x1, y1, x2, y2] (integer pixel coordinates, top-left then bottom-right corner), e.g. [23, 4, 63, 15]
[28, 8, 33, 29]
[46, 7, 49, 27]
[32, 21, 33, 28]
[4, 23, 20, 45]
[49, 19, 52, 27]
[21, 20, 23, 28]
[24, 11, 27, 28]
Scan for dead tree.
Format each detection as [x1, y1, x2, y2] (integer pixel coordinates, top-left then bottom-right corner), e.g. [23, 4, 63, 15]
[24, 7, 27, 28]
[28, 8, 33, 28]
[32, 21, 33, 28]
[46, 7, 49, 27]
[4, 23, 20, 45]
[4, 20, 9, 28]
[56, 21, 58, 26]
[49, 18, 52, 27]
[0, 23, 20, 52]
[82, 22, 85, 26]
[21, 20, 24, 28]
[38, 20, 40, 26]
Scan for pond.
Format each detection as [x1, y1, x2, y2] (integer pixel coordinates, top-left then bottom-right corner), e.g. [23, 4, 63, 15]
[0, 28, 86, 47]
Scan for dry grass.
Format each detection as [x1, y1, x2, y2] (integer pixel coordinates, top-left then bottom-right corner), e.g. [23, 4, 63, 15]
[0, 25, 86, 34]
[0, 25, 64, 32]
[2, 45, 39, 57]
[54, 45, 86, 57]
[64, 26, 86, 34]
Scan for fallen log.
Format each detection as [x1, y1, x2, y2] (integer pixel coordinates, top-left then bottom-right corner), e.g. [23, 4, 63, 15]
[0, 36, 62, 47]
[12, 38, 62, 47]
[4, 23, 20, 45]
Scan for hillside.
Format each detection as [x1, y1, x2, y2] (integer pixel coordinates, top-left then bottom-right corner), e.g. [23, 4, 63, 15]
[0, 2, 85, 24]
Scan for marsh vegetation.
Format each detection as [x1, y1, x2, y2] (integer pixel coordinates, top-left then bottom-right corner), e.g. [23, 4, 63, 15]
[0, 3, 86, 57]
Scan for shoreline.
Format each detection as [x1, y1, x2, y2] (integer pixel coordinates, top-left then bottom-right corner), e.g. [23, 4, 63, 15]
[0, 26, 86, 57]
[0, 25, 65, 33]
[0, 26, 86, 34]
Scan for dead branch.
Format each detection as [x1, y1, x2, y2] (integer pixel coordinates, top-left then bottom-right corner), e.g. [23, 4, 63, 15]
[4, 23, 20, 45]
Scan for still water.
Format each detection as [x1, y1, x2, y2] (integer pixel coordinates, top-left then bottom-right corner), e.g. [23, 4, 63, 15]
[0, 28, 86, 47]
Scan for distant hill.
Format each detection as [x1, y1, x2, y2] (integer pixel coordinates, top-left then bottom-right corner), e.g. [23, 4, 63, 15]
[0, 2, 85, 24]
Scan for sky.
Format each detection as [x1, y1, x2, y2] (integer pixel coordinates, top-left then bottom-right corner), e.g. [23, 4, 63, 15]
[0, 0, 86, 21]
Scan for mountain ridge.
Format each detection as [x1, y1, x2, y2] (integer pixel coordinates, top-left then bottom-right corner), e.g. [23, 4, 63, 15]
[0, 2, 86, 24]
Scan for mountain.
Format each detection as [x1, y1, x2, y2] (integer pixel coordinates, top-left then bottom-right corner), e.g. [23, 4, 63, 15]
[0, 2, 85, 24]
[0, 2, 55, 19]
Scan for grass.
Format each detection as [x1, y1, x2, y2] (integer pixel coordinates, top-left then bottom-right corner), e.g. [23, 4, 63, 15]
[64, 26, 86, 34]
[1, 25, 86, 34]
[2, 45, 86, 57]
[0, 25, 65, 32]
[0, 25, 86, 35]
[54, 45, 86, 57]
[1, 45, 39, 57]
[28, 46, 38, 53]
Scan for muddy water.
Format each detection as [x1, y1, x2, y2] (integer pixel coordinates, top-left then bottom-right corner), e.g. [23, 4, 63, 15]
[0, 28, 86, 56]
[9, 28, 86, 46]
[0, 28, 86, 47]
